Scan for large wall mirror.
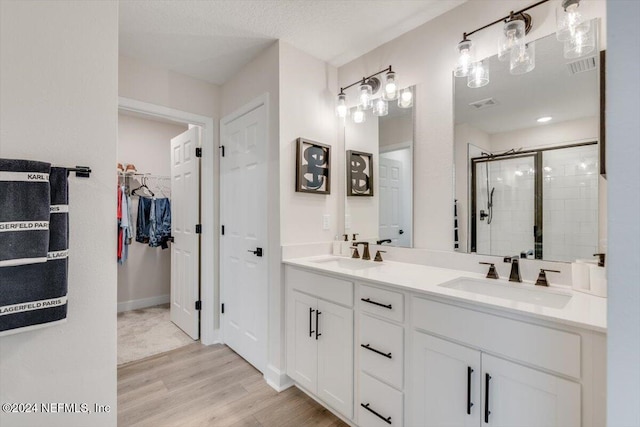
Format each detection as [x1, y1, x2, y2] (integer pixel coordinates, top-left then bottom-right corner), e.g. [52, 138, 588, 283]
[343, 88, 415, 247]
[454, 19, 604, 262]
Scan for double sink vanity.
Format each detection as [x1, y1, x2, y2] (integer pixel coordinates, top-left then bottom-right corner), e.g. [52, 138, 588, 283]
[283, 253, 606, 427]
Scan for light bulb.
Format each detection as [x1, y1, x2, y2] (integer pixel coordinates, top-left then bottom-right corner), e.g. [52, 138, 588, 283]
[454, 39, 475, 77]
[498, 19, 525, 62]
[373, 98, 388, 117]
[510, 42, 535, 75]
[359, 83, 373, 110]
[398, 87, 413, 108]
[467, 60, 489, 88]
[564, 23, 595, 58]
[335, 93, 348, 119]
[353, 105, 366, 124]
[382, 71, 399, 101]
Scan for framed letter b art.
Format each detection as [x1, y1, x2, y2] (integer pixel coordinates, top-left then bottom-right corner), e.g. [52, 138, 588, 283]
[296, 138, 331, 194]
[347, 150, 374, 196]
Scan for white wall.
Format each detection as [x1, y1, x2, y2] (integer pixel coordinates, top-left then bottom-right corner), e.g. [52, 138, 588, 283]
[117, 113, 187, 306]
[379, 114, 413, 148]
[607, 0, 640, 424]
[338, 0, 606, 250]
[279, 42, 339, 245]
[120, 55, 220, 120]
[0, 1, 118, 426]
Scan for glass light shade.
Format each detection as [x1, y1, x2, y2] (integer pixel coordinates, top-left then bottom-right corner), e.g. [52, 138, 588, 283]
[510, 42, 535, 75]
[353, 105, 366, 124]
[467, 60, 489, 88]
[359, 83, 373, 110]
[335, 93, 348, 119]
[556, 0, 590, 42]
[382, 71, 399, 101]
[564, 23, 595, 58]
[498, 19, 525, 62]
[398, 87, 413, 108]
[454, 39, 475, 77]
[373, 98, 388, 117]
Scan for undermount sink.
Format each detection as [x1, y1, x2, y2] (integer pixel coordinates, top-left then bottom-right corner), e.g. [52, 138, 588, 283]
[310, 257, 382, 270]
[439, 277, 572, 309]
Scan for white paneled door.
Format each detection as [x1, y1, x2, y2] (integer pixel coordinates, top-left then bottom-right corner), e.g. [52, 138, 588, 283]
[379, 155, 404, 245]
[170, 127, 201, 340]
[221, 102, 268, 373]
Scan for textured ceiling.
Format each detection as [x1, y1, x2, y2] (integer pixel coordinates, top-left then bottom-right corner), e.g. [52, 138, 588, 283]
[119, 0, 465, 85]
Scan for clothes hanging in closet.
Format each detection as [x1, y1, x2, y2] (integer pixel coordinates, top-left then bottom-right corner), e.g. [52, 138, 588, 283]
[136, 196, 171, 249]
[117, 185, 134, 263]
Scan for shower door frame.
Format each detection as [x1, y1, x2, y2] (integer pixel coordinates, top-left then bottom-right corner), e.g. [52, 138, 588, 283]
[470, 141, 598, 259]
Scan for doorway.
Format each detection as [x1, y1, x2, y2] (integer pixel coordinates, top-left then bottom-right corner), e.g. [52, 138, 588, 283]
[117, 98, 217, 365]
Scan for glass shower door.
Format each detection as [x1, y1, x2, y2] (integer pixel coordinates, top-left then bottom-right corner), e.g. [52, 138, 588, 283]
[474, 156, 536, 257]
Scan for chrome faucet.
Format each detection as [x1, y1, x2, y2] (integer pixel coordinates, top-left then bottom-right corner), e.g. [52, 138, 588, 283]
[354, 242, 371, 261]
[504, 256, 522, 283]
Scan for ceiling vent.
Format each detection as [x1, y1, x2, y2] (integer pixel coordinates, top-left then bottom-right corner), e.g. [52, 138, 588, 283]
[567, 56, 597, 75]
[468, 97, 498, 110]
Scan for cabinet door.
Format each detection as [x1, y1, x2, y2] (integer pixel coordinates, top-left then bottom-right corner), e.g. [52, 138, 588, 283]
[287, 291, 318, 392]
[317, 299, 354, 419]
[482, 354, 580, 427]
[411, 332, 481, 427]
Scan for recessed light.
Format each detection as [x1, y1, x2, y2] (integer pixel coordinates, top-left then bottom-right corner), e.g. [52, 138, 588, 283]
[537, 116, 552, 123]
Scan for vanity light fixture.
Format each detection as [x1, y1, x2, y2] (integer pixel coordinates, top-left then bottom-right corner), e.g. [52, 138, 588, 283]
[335, 65, 409, 123]
[537, 116, 553, 123]
[455, 0, 597, 85]
[468, 60, 489, 88]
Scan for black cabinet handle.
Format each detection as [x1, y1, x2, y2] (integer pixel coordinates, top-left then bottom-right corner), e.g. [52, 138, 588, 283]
[315, 311, 321, 340]
[309, 307, 315, 338]
[361, 403, 392, 425]
[484, 373, 491, 423]
[361, 298, 392, 310]
[361, 344, 392, 359]
[467, 366, 474, 415]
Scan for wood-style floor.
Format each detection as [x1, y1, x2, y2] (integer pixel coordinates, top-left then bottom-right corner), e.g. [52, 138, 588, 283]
[118, 342, 349, 427]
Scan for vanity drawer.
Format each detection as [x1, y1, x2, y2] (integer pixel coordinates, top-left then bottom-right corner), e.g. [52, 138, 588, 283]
[286, 266, 353, 306]
[359, 284, 404, 322]
[359, 372, 403, 427]
[412, 297, 581, 379]
[360, 314, 404, 390]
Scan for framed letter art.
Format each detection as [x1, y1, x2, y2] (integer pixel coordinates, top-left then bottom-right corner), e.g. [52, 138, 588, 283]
[347, 150, 374, 197]
[296, 138, 331, 194]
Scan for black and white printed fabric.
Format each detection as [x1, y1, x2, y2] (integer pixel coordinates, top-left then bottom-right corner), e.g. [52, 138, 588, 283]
[0, 166, 69, 336]
[0, 158, 52, 267]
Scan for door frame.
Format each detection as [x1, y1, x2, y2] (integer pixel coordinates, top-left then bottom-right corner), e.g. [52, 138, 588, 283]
[219, 93, 270, 369]
[118, 97, 218, 346]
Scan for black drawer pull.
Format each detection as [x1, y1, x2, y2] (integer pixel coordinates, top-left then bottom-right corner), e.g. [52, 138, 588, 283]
[361, 343, 392, 359]
[361, 403, 392, 424]
[467, 366, 474, 415]
[361, 298, 392, 310]
[484, 373, 491, 423]
[309, 307, 315, 338]
[315, 310, 321, 340]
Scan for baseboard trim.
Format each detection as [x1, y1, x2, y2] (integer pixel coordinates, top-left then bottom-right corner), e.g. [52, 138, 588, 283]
[264, 364, 294, 392]
[117, 294, 170, 313]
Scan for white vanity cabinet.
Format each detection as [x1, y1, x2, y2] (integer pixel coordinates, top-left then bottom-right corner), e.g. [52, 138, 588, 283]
[285, 267, 354, 419]
[411, 332, 580, 427]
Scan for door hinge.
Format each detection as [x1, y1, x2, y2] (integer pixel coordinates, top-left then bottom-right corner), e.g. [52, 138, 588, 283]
[221, 225, 225, 235]
[195, 224, 202, 234]
[221, 303, 225, 314]
[196, 147, 202, 157]
[219, 145, 225, 157]
[195, 300, 202, 310]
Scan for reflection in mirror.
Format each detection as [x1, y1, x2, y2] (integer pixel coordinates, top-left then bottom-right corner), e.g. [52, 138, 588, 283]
[344, 90, 414, 247]
[454, 21, 603, 262]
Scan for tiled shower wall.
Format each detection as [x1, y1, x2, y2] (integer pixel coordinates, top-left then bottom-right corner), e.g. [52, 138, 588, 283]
[543, 145, 599, 261]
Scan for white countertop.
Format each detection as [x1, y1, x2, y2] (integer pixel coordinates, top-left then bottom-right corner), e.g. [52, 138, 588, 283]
[283, 255, 607, 333]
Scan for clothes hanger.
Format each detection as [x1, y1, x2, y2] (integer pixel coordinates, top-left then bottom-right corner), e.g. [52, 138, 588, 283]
[131, 176, 155, 197]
